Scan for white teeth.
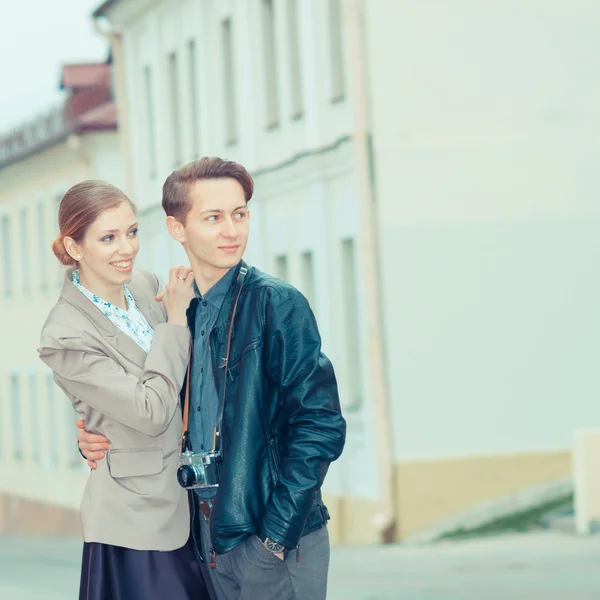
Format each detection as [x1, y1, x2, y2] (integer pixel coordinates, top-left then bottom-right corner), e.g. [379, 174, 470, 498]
[111, 261, 132, 268]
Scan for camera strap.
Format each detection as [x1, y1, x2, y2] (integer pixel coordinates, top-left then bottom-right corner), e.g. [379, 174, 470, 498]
[214, 264, 248, 454]
[180, 337, 193, 452]
[180, 262, 248, 453]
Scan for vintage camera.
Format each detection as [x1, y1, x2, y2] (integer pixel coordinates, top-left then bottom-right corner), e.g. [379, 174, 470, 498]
[177, 450, 221, 490]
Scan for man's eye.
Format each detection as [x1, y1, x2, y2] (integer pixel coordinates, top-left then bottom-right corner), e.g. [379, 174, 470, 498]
[207, 215, 218, 222]
[235, 212, 246, 219]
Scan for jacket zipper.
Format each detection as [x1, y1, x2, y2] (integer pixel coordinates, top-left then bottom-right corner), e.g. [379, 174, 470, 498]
[269, 438, 280, 483]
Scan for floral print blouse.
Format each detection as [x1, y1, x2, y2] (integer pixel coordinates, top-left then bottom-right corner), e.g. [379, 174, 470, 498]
[71, 270, 154, 353]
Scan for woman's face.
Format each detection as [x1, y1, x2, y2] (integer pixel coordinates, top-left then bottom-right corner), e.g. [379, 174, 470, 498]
[75, 202, 139, 289]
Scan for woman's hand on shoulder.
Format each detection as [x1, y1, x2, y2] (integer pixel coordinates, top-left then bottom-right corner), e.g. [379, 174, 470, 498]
[155, 266, 192, 301]
[156, 265, 195, 327]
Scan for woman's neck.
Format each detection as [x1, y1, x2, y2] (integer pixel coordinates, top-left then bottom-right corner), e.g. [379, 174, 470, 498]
[78, 269, 127, 310]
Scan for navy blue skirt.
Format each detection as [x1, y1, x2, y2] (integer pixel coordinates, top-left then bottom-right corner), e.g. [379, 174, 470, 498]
[79, 537, 211, 600]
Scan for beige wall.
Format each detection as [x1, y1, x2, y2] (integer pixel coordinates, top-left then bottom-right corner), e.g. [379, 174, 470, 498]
[0, 449, 571, 542]
[394, 450, 571, 539]
[0, 494, 80, 537]
[325, 450, 570, 545]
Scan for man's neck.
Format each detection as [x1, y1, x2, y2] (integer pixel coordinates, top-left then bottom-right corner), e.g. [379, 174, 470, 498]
[189, 259, 233, 297]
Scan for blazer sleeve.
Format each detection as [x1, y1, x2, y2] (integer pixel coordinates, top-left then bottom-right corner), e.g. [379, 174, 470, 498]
[39, 323, 191, 437]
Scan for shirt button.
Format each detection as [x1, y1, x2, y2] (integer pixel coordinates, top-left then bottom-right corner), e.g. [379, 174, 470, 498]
[200, 368, 204, 374]
[202, 301, 207, 307]
[200, 445, 205, 450]
[197, 406, 201, 412]
[201, 330, 205, 336]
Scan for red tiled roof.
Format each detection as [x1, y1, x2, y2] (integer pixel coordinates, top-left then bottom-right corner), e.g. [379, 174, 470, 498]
[75, 101, 117, 132]
[60, 63, 111, 90]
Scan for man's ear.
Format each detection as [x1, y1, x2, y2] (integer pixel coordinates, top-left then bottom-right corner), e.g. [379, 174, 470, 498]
[166, 216, 186, 244]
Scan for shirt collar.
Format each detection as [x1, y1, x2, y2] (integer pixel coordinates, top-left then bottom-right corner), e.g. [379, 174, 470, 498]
[194, 268, 236, 310]
[72, 269, 134, 312]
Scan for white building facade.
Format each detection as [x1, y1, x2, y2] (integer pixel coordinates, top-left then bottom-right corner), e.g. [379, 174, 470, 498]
[0, 64, 125, 534]
[362, 0, 600, 539]
[6, 0, 595, 544]
[94, 0, 380, 544]
[95, 0, 600, 543]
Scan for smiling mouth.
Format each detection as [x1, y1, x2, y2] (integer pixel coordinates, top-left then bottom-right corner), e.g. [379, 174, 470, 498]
[110, 259, 133, 269]
[219, 245, 240, 252]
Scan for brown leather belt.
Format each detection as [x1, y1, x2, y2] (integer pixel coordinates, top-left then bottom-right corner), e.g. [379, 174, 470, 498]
[199, 501, 212, 521]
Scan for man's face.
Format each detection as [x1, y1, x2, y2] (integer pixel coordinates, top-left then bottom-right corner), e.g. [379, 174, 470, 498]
[179, 178, 250, 274]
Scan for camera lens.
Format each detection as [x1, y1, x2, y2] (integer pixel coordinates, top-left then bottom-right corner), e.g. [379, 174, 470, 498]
[177, 465, 197, 489]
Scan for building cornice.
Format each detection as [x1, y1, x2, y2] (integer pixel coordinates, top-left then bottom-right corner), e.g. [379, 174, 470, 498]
[93, 0, 163, 28]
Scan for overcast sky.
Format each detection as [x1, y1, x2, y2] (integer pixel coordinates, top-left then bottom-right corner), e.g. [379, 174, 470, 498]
[0, 0, 108, 132]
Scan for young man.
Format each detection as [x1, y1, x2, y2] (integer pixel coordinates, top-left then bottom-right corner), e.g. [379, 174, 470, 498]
[78, 157, 346, 599]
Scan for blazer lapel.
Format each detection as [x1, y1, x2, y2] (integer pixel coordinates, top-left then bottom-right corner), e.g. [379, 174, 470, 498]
[126, 275, 163, 330]
[59, 272, 149, 368]
[111, 325, 149, 368]
[134, 296, 163, 331]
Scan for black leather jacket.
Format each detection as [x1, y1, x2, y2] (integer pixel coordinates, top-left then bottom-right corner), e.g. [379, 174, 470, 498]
[185, 261, 346, 554]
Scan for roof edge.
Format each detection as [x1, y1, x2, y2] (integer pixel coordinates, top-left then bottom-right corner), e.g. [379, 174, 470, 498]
[92, 0, 116, 18]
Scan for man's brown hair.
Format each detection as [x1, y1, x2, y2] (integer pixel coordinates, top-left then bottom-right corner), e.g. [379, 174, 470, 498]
[162, 157, 254, 224]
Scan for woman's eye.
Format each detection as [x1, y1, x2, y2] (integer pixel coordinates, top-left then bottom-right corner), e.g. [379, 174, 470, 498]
[128, 229, 139, 237]
[101, 235, 113, 243]
[207, 215, 218, 222]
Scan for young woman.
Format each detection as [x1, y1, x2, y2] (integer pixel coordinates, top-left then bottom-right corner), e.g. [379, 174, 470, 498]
[38, 180, 210, 600]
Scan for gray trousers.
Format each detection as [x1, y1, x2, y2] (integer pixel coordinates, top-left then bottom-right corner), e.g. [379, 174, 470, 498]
[199, 517, 330, 600]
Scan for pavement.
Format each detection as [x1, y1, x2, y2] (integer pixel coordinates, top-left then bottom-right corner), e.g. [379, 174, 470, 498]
[1, 531, 600, 599]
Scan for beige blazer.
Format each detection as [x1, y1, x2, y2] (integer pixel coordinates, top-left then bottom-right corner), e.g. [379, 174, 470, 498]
[39, 269, 191, 551]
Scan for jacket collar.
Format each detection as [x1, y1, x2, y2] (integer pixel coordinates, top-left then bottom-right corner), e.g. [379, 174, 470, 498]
[59, 269, 161, 367]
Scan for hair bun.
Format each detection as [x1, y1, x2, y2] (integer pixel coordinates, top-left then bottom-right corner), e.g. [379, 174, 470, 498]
[52, 235, 75, 267]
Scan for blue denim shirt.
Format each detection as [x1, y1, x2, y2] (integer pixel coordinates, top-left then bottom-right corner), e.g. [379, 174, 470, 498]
[189, 268, 236, 499]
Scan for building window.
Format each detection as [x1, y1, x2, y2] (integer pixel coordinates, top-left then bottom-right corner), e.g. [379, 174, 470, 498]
[19, 207, 30, 296]
[1, 214, 12, 298]
[328, 0, 345, 102]
[188, 39, 200, 158]
[168, 52, 182, 167]
[222, 18, 237, 145]
[287, 0, 303, 119]
[46, 373, 60, 468]
[29, 372, 40, 463]
[341, 239, 362, 409]
[275, 254, 288, 280]
[10, 373, 23, 461]
[301, 251, 315, 308]
[37, 201, 48, 292]
[262, 0, 279, 128]
[143, 66, 158, 177]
